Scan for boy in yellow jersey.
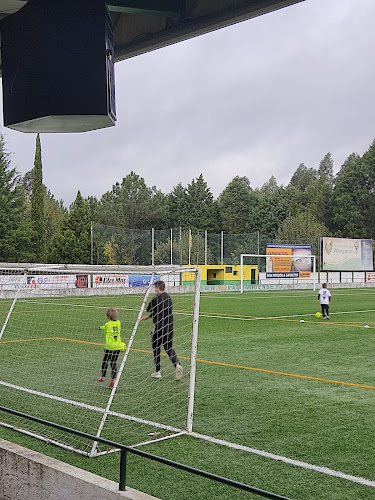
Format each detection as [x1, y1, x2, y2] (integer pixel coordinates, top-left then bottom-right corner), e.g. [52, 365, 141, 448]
[98, 307, 123, 388]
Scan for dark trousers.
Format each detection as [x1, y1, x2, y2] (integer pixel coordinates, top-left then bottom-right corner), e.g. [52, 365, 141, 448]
[151, 327, 178, 372]
[102, 349, 120, 379]
[321, 304, 329, 317]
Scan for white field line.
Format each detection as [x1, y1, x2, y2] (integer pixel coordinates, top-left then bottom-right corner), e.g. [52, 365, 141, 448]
[0, 421, 91, 456]
[0, 380, 182, 433]
[190, 432, 375, 488]
[201, 290, 375, 300]
[198, 310, 375, 322]
[15, 298, 375, 322]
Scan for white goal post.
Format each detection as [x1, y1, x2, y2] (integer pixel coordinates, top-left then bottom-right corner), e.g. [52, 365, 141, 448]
[240, 254, 317, 293]
[0, 263, 201, 457]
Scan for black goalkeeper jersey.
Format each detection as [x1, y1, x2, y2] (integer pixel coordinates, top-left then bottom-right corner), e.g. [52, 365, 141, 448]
[147, 292, 173, 332]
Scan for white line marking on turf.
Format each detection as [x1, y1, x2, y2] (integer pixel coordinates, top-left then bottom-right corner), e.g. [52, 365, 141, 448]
[191, 432, 375, 488]
[198, 310, 375, 321]
[0, 380, 182, 433]
[201, 290, 375, 299]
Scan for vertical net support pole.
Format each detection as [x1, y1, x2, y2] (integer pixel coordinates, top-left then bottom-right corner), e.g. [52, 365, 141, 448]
[89, 277, 155, 457]
[0, 271, 26, 341]
[186, 267, 201, 433]
[0, 297, 18, 341]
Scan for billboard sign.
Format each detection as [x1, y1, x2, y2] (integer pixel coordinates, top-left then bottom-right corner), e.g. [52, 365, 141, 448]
[266, 244, 312, 278]
[0, 274, 79, 290]
[93, 274, 160, 288]
[322, 237, 373, 271]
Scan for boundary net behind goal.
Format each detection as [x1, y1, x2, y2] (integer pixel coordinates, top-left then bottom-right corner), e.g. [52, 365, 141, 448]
[0, 264, 200, 456]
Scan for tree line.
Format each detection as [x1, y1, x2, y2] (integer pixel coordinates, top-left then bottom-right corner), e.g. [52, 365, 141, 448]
[1, 133, 374, 265]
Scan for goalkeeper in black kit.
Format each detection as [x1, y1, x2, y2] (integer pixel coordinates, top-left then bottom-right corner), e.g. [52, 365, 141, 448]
[141, 280, 183, 380]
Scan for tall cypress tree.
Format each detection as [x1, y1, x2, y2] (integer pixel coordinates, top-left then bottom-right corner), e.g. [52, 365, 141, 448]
[31, 134, 46, 262]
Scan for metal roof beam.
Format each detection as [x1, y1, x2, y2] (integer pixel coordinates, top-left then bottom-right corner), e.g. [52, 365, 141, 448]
[107, 0, 183, 16]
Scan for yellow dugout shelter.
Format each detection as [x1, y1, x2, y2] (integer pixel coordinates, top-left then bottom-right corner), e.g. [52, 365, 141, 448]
[183, 264, 258, 286]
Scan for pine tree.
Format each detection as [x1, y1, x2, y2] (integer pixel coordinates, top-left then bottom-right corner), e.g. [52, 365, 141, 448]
[168, 183, 189, 228]
[289, 163, 318, 191]
[358, 140, 375, 238]
[185, 174, 219, 231]
[218, 176, 253, 233]
[331, 153, 366, 238]
[318, 152, 334, 186]
[30, 134, 46, 262]
[49, 191, 91, 263]
[0, 134, 33, 262]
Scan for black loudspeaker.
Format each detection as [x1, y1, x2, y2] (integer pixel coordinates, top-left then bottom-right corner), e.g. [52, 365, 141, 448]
[0, 0, 116, 133]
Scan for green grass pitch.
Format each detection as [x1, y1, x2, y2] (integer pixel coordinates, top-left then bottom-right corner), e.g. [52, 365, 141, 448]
[1, 288, 375, 499]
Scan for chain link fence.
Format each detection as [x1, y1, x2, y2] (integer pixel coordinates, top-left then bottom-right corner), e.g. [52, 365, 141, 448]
[92, 224, 321, 268]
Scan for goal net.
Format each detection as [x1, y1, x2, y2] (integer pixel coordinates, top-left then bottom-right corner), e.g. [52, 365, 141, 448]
[240, 254, 317, 293]
[0, 264, 200, 457]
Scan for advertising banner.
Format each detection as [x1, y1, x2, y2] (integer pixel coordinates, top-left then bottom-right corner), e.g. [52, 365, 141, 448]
[93, 274, 159, 288]
[322, 237, 373, 271]
[266, 244, 312, 278]
[0, 274, 78, 290]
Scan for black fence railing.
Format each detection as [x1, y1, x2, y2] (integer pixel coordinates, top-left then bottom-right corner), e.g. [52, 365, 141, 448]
[0, 405, 292, 499]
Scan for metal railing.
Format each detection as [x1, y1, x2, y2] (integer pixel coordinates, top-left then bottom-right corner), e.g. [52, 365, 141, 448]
[0, 405, 292, 499]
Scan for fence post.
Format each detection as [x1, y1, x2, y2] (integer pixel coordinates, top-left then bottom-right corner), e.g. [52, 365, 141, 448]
[119, 449, 128, 491]
[180, 227, 182, 265]
[170, 228, 173, 265]
[205, 230, 207, 265]
[90, 221, 93, 265]
[151, 228, 155, 265]
[188, 229, 192, 265]
[221, 231, 224, 265]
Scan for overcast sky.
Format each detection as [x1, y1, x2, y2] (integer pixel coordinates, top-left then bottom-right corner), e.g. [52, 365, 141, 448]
[0, 0, 374, 206]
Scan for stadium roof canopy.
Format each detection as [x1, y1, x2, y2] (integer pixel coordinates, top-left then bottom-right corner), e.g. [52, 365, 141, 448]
[0, 0, 304, 68]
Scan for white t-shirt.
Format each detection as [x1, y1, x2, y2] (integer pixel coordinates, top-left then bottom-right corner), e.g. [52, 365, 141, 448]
[318, 288, 331, 305]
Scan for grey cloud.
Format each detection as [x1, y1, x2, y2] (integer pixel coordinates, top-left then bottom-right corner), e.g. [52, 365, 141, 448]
[1, 0, 375, 204]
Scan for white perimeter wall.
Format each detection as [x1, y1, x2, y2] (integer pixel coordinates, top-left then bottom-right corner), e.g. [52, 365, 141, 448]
[0, 438, 159, 500]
